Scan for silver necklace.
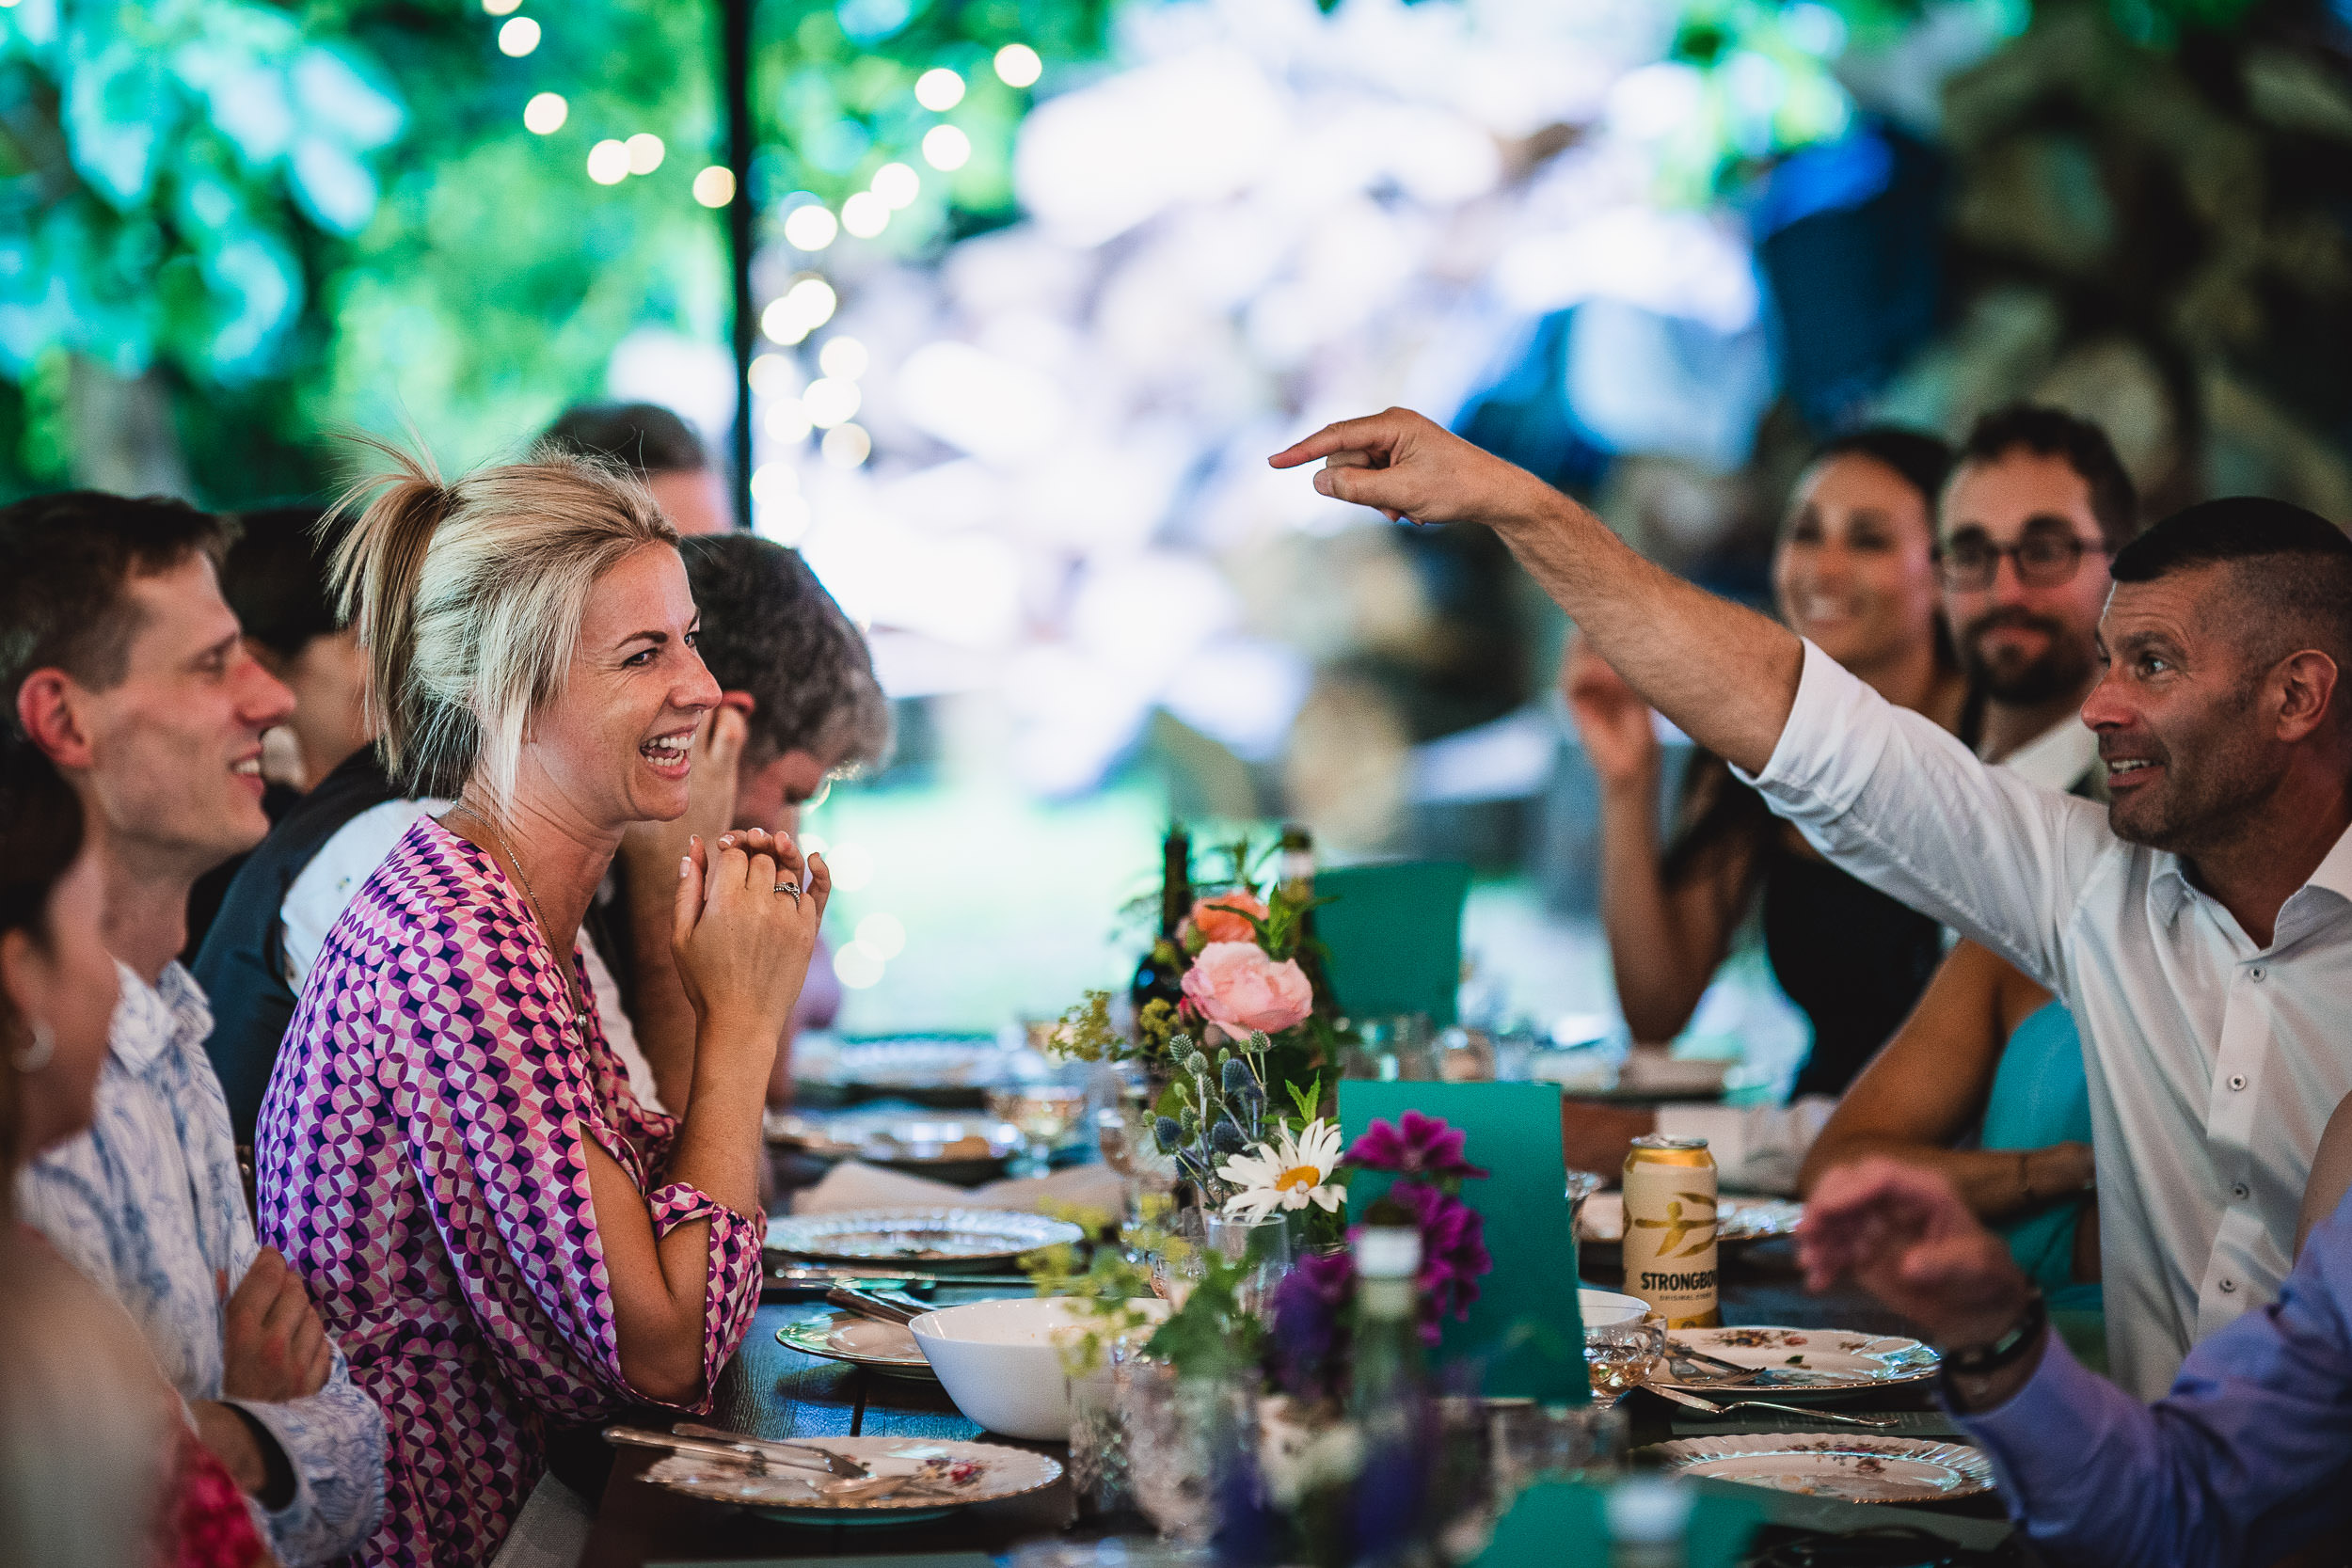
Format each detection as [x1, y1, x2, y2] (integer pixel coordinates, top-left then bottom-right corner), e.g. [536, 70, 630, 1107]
[447, 799, 587, 1023]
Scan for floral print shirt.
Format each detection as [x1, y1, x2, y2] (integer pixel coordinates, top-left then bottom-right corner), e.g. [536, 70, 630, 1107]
[17, 961, 387, 1566]
[257, 816, 764, 1567]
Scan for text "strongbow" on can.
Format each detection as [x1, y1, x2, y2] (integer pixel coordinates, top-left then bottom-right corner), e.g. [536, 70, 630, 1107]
[1621, 1133, 1720, 1327]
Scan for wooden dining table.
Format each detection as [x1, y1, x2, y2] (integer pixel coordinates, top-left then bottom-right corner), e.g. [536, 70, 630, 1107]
[577, 1234, 2031, 1567]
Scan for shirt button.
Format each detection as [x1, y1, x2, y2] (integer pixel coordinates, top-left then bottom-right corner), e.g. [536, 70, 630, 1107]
[2220, 1278, 2238, 1293]
[2250, 965, 2266, 982]
[2233, 1182, 2250, 1200]
[2229, 1075, 2248, 1091]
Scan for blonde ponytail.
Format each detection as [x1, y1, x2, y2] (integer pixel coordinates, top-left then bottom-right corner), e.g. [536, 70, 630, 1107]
[325, 434, 678, 811]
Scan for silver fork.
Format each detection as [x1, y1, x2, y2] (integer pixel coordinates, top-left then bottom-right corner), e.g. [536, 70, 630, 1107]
[1641, 1382, 1899, 1429]
[670, 1422, 872, 1479]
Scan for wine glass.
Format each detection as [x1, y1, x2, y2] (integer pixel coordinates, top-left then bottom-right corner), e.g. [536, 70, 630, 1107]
[986, 1084, 1089, 1177]
[1582, 1314, 1666, 1408]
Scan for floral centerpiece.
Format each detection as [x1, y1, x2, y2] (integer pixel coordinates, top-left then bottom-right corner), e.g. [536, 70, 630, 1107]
[1050, 837, 1341, 1213]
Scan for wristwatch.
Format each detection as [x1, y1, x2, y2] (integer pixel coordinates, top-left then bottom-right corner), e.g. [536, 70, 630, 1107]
[1942, 1289, 2047, 1378]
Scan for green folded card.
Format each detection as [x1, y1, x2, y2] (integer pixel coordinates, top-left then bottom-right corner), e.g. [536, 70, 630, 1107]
[1475, 1480, 1760, 1568]
[1315, 861, 1471, 1027]
[1340, 1081, 1587, 1402]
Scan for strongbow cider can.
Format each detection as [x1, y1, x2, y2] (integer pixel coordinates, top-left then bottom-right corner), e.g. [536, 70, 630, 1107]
[1622, 1133, 1720, 1327]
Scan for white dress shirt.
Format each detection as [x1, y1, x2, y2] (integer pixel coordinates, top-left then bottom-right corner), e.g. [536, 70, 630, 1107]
[19, 962, 386, 1563]
[1654, 712, 2105, 1191]
[279, 798, 669, 1115]
[1740, 640, 2352, 1398]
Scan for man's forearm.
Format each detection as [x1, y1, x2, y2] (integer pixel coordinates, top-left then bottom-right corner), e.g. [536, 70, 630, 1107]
[1487, 488, 1803, 777]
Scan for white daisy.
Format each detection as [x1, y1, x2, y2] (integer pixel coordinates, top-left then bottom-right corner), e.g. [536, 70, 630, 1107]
[1217, 1118, 1344, 1223]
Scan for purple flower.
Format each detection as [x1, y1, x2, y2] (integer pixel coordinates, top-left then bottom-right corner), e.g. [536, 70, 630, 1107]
[1381, 1180, 1491, 1343]
[1267, 1248, 1356, 1399]
[1343, 1111, 1489, 1182]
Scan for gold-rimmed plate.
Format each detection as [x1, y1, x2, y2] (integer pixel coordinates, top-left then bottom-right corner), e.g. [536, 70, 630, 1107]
[645, 1434, 1063, 1525]
[768, 1208, 1085, 1268]
[1654, 1325, 1939, 1399]
[1644, 1434, 1992, 1503]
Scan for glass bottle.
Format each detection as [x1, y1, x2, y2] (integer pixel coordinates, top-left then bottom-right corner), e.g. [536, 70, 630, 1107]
[1131, 822, 1192, 1022]
[1348, 1226, 1433, 1567]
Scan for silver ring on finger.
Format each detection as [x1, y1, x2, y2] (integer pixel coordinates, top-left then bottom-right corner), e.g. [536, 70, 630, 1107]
[773, 881, 802, 902]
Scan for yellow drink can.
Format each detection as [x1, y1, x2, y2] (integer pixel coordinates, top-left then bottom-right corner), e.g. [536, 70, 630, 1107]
[1622, 1133, 1721, 1327]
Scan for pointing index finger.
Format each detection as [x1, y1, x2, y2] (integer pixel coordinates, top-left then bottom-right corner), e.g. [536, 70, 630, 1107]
[1267, 411, 1407, 470]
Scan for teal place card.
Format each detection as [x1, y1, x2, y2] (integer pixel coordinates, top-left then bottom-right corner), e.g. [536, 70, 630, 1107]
[1315, 860, 1471, 1026]
[1339, 1081, 1587, 1402]
[1473, 1480, 1760, 1568]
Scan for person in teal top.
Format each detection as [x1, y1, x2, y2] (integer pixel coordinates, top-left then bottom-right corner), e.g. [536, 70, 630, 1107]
[1801, 940, 2103, 1363]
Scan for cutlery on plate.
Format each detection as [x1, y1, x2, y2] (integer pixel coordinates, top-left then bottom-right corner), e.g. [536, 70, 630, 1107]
[826, 1286, 922, 1324]
[603, 1427, 832, 1475]
[1669, 1342, 1766, 1380]
[669, 1422, 873, 1479]
[1639, 1383, 1899, 1429]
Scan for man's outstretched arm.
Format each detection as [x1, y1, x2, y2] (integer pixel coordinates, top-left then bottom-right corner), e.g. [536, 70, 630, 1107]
[1270, 408, 1803, 775]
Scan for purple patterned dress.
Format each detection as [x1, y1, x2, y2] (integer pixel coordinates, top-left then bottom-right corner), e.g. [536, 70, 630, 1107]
[257, 817, 764, 1567]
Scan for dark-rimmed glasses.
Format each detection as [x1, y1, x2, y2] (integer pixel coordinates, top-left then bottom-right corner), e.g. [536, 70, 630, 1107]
[1935, 519, 2107, 591]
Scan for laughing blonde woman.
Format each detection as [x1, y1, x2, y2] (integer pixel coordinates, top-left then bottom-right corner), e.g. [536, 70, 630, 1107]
[256, 444, 829, 1567]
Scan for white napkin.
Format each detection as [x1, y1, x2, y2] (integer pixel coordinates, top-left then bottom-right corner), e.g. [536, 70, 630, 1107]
[791, 1159, 1127, 1218]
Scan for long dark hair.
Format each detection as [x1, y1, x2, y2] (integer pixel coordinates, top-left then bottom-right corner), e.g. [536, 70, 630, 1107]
[1664, 426, 1955, 890]
[0, 746, 88, 1194]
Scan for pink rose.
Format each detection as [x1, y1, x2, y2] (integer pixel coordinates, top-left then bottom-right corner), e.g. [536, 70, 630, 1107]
[1181, 941, 1314, 1037]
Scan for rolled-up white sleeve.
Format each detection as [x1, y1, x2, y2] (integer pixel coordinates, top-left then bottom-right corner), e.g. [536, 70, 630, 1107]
[1732, 640, 2112, 995]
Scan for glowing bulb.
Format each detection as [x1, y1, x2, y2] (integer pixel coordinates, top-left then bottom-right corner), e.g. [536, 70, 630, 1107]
[625, 133, 664, 175]
[822, 423, 872, 468]
[782, 204, 839, 251]
[818, 337, 868, 381]
[747, 353, 799, 397]
[839, 190, 889, 238]
[914, 67, 966, 111]
[691, 165, 735, 206]
[585, 139, 630, 185]
[763, 399, 814, 441]
[785, 277, 837, 328]
[994, 44, 1042, 87]
[750, 464, 801, 507]
[522, 92, 567, 135]
[497, 16, 540, 55]
[803, 377, 862, 429]
[833, 943, 883, 989]
[870, 162, 919, 209]
[855, 912, 906, 959]
[921, 124, 971, 172]
[483, 0, 520, 12]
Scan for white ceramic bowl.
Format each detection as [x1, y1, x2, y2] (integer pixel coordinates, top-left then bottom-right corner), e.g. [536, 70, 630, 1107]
[908, 1295, 1168, 1441]
[1578, 1285, 1652, 1327]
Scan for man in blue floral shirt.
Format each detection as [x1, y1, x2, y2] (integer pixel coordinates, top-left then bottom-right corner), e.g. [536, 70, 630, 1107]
[5, 492, 385, 1564]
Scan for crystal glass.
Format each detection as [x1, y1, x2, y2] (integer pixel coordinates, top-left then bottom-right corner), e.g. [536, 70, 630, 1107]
[1122, 1364, 1256, 1544]
[1200, 1211, 1294, 1314]
[1582, 1314, 1666, 1408]
[1340, 1014, 1438, 1082]
[986, 1084, 1089, 1177]
[1070, 1365, 1136, 1516]
[1435, 1026, 1498, 1083]
[1486, 1400, 1629, 1504]
[1097, 1095, 1180, 1227]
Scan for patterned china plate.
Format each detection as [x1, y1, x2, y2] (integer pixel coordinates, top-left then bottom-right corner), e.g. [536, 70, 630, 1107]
[765, 1103, 1020, 1171]
[1577, 1194, 1804, 1247]
[776, 1311, 937, 1379]
[1654, 1325, 1940, 1398]
[766, 1208, 1085, 1267]
[1643, 1434, 1993, 1503]
[645, 1434, 1063, 1526]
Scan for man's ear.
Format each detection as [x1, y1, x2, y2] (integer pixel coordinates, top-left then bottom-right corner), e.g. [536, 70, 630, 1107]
[718, 690, 755, 720]
[2273, 649, 2340, 744]
[16, 670, 96, 771]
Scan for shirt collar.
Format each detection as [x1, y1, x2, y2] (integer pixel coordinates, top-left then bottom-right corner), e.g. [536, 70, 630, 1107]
[1985, 718, 2101, 795]
[2147, 821, 2352, 940]
[108, 959, 213, 1075]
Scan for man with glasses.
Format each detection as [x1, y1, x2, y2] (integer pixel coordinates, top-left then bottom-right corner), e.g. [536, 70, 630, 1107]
[1277, 408, 2352, 1402]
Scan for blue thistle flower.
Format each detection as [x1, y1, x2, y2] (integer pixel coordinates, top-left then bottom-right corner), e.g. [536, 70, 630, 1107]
[1220, 1058, 1254, 1095]
[1210, 1117, 1248, 1155]
[1153, 1116, 1183, 1153]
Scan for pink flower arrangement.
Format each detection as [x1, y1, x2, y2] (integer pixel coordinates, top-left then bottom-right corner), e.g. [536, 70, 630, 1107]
[1185, 891, 1269, 945]
[1182, 940, 1314, 1037]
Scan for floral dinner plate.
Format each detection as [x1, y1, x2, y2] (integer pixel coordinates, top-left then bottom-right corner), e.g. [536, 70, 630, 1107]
[767, 1207, 1085, 1268]
[1644, 1434, 1993, 1503]
[1654, 1324, 1939, 1399]
[644, 1433, 1062, 1525]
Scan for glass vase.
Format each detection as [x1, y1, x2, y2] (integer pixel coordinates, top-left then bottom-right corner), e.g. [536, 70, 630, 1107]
[1201, 1210, 1295, 1315]
[1121, 1363, 1258, 1544]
